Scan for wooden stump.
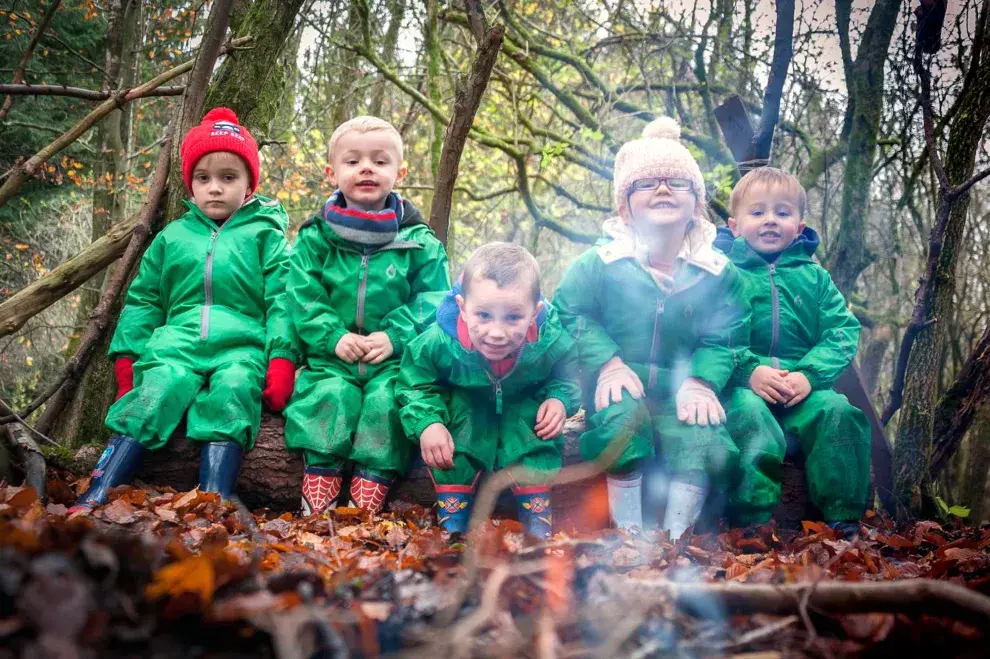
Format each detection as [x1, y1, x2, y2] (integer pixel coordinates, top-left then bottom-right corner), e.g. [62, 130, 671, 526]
[135, 413, 819, 530]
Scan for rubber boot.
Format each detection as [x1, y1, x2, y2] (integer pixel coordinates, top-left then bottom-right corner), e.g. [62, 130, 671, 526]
[198, 441, 243, 499]
[606, 472, 644, 530]
[435, 485, 474, 535]
[301, 466, 343, 515]
[349, 468, 391, 514]
[69, 435, 145, 513]
[662, 479, 708, 541]
[513, 486, 553, 539]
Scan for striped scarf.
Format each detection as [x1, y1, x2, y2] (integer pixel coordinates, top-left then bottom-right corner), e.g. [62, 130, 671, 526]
[320, 190, 402, 247]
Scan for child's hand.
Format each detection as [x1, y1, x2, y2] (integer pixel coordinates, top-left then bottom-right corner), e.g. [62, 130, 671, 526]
[749, 365, 795, 404]
[782, 372, 812, 408]
[420, 422, 455, 469]
[335, 333, 368, 363]
[361, 331, 394, 364]
[534, 398, 567, 440]
[676, 377, 726, 426]
[594, 357, 644, 411]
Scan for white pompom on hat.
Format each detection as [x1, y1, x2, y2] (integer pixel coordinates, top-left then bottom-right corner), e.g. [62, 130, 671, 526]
[612, 116, 706, 211]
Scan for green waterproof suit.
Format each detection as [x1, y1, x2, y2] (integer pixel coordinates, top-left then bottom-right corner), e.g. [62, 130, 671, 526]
[106, 196, 298, 450]
[396, 294, 582, 486]
[283, 200, 450, 477]
[555, 218, 783, 517]
[716, 227, 870, 521]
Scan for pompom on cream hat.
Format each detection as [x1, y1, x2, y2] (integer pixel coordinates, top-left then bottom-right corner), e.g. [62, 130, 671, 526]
[612, 116, 706, 211]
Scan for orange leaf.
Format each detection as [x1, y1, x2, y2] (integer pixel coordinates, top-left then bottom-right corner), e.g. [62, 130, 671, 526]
[145, 555, 215, 606]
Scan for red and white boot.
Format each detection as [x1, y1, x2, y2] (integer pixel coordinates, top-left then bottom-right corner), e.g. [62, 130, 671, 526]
[301, 466, 342, 515]
[349, 469, 391, 514]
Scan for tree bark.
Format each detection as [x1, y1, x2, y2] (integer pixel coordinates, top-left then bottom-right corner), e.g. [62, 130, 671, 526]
[894, 3, 990, 518]
[826, 0, 903, 297]
[428, 22, 504, 246]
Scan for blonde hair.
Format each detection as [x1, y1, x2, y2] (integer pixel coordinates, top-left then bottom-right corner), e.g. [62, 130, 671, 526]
[729, 167, 807, 218]
[327, 115, 404, 162]
[462, 242, 542, 304]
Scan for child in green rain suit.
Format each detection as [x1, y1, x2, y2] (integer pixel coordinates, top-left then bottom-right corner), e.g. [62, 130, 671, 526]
[284, 116, 450, 515]
[554, 117, 781, 539]
[396, 243, 581, 538]
[715, 167, 870, 537]
[71, 108, 299, 512]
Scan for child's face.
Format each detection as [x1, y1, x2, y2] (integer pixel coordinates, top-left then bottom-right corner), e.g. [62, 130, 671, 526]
[728, 184, 806, 254]
[620, 177, 697, 230]
[190, 152, 251, 221]
[326, 130, 407, 211]
[456, 275, 543, 362]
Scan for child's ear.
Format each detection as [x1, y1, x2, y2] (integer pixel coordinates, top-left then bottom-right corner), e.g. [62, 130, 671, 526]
[617, 203, 631, 223]
[394, 165, 408, 185]
[798, 219, 807, 235]
[727, 216, 740, 236]
[534, 300, 544, 318]
[456, 294, 466, 314]
[325, 164, 337, 187]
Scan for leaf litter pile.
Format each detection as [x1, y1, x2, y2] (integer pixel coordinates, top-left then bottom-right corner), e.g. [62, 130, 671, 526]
[2, 472, 989, 658]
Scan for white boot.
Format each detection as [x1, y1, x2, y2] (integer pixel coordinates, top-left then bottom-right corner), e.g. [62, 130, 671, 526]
[662, 480, 708, 540]
[606, 473, 643, 530]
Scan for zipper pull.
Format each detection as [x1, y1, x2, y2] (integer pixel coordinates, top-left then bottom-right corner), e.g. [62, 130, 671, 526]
[657, 299, 665, 314]
[768, 263, 776, 274]
[495, 380, 503, 415]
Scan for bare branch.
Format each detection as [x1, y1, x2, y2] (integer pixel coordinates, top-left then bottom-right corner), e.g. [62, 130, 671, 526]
[0, 83, 184, 101]
[0, 0, 62, 122]
[430, 23, 505, 245]
[0, 36, 251, 212]
[751, 0, 794, 159]
[0, 128, 174, 426]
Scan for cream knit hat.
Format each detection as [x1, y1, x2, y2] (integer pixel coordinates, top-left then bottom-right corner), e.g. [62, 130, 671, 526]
[612, 116, 706, 211]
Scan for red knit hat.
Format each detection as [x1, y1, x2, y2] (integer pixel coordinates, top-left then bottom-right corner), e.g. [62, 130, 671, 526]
[180, 107, 260, 193]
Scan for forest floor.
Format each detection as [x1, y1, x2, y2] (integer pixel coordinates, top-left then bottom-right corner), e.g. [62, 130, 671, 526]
[1, 471, 989, 658]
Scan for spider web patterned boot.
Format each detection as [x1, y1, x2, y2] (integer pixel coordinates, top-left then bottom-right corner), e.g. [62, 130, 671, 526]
[301, 466, 342, 515]
[349, 468, 391, 514]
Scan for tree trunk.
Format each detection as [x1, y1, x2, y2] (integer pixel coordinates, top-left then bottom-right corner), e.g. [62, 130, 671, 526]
[894, 26, 990, 519]
[826, 0, 903, 297]
[58, 0, 143, 448]
[961, 406, 990, 524]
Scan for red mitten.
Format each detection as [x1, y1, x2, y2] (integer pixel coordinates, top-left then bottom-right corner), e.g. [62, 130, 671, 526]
[113, 357, 135, 400]
[262, 358, 295, 412]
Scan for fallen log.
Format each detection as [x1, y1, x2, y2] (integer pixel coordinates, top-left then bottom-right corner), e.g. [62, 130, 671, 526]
[130, 414, 819, 532]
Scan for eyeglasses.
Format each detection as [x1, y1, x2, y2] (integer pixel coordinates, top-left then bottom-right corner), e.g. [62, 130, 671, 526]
[630, 177, 693, 193]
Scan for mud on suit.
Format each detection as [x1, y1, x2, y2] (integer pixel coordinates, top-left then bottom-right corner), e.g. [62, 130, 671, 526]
[554, 218, 783, 519]
[105, 195, 299, 451]
[282, 198, 450, 479]
[715, 227, 870, 522]
[396, 292, 582, 486]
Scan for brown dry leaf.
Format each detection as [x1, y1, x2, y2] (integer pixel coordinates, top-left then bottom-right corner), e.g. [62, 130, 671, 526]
[5, 486, 39, 509]
[170, 490, 200, 512]
[101, 498, 139, 525]
[725, 563, 749, 580]
[145, 555, 216, 606]
[878, 533, 916, 549]
[155, 507, 179, 523]
[383, 522, 410, 549]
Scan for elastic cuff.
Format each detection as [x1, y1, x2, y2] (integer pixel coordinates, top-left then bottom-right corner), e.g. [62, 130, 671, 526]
[606, 471, 643, 485]
[326, 327, 348, 357]
[411, 417, 446, 441]
[268, 349, 297, 362]
[382, 327, 403, 358]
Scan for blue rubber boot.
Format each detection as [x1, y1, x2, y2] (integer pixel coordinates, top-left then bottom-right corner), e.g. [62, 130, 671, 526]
[514, 486, 553, 539]
[198, 441, 244, 499]
[435, 485, 475, 535]
[70, 435, 146, 512]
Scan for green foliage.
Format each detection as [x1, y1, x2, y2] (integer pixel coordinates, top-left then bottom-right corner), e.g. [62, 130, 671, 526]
[935, 496, 971, 520]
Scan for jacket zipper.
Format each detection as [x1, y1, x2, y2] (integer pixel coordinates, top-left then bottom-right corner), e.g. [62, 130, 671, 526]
[486, 358, 521, 415]
[768, 263, 780, 368]
[646, 298, 666, 390]
[200, 224, 225, 340]
[356, 252, 371, 376]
